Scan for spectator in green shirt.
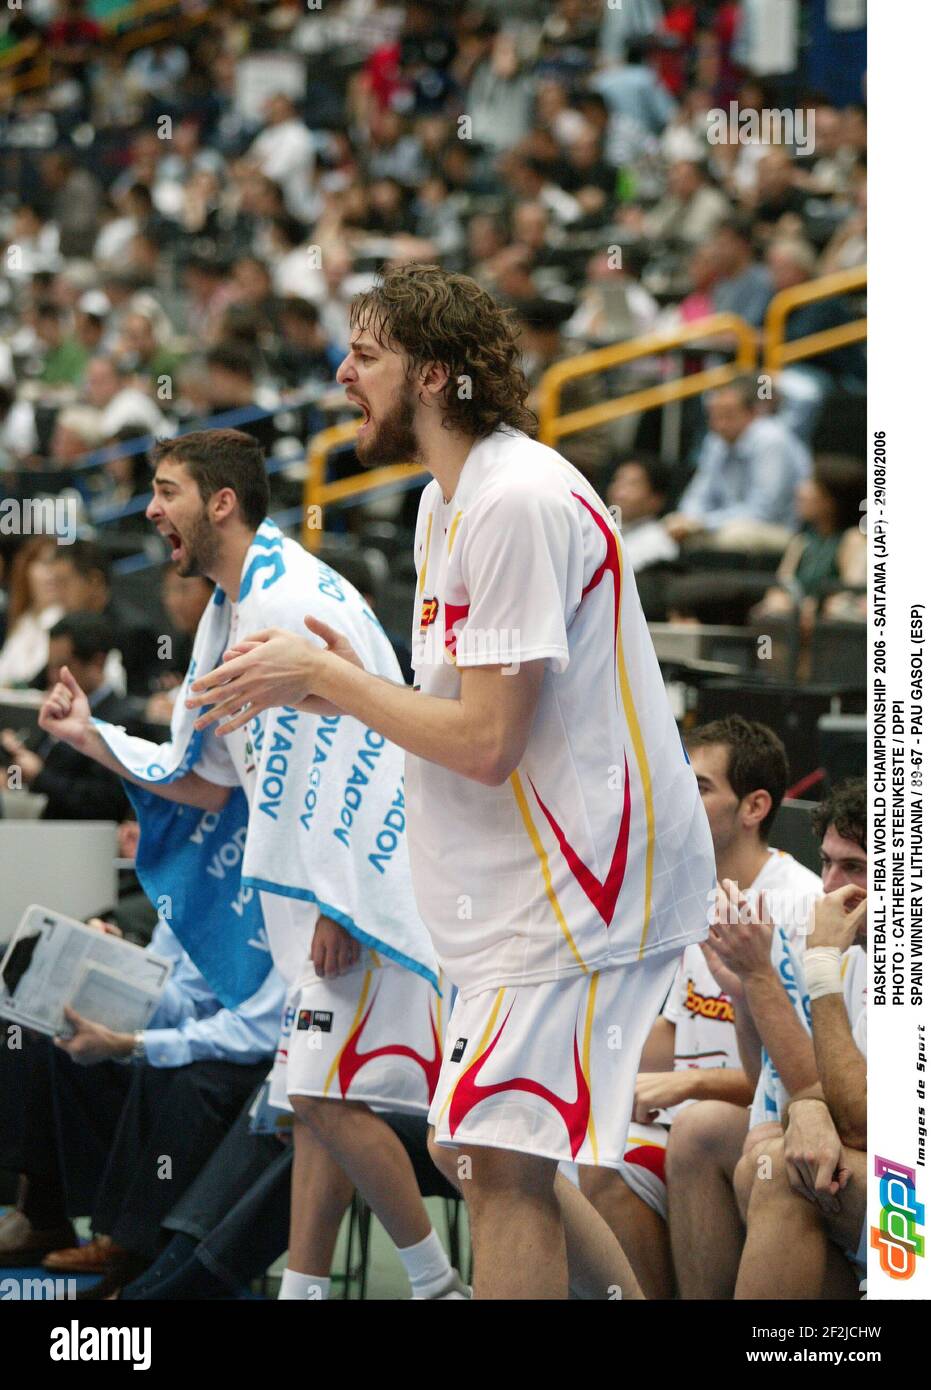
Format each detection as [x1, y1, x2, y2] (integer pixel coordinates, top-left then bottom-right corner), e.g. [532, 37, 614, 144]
[37, 305, 88, 387]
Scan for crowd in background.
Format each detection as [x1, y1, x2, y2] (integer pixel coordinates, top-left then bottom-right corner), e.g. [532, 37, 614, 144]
[2, 0, 867, 676]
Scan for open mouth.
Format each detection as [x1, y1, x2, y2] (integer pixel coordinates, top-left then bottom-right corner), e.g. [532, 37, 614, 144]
[350, 396, 372, 434]
[164, 529, 183, 562]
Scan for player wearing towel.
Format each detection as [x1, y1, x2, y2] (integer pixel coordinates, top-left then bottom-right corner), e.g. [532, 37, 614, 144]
[39, 429, 465, 1301]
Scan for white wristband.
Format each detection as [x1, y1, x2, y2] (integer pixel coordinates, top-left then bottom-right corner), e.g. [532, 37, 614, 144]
[804, 947, 843, 1000]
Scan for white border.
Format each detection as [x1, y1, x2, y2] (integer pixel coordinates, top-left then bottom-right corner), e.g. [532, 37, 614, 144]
[868, 0, 931, 1300]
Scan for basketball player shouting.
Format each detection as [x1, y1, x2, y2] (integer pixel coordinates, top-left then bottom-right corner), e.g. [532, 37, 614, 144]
[188, 264, 716, 1299]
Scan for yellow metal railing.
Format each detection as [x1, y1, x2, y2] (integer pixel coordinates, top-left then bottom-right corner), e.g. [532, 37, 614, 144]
[0, 35, 41, 70]
[0, 0, 210, 97]
[110, 0, 211, 55]
[0, 33, 49, 99]
[536, 312, 757, 448]
[106, 0, 185, 29]
[0, 53, 51, 99]
[763, 265, 866, 375]
[302, 421, 427, 551]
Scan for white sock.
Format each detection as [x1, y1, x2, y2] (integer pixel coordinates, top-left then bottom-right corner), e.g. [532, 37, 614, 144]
[396, 1229, 454, 1298]
[278, 1267, 330, 1301]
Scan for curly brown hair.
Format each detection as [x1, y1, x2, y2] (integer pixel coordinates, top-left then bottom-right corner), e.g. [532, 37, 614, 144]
[349, 263, 537, 439]
[811, 778, 866, 852]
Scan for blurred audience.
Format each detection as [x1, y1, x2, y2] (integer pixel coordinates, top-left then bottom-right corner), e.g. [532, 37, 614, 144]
[752, 453, 867, 635]
[0, 537, 63, 688]
[53, 540, 160, 696]
[0, 612, 135, 820]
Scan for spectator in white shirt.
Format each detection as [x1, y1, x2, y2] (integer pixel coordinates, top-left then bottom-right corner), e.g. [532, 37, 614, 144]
[566, 251, 660, 345]
[247, 94, 316, 217]
[268, 215, 327, 304]
[5, 205, 61, 279]
[0, 384, 39, 463]
[85, 356, 168, 438]
[50, 405, 105, 466]
[639, 159, 731, 248]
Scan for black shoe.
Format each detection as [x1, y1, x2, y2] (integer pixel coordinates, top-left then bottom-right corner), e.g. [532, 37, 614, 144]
[74, 1254, 150, 1301]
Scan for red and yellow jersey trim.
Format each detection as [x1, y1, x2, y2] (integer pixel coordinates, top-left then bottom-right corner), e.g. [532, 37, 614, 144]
[417, 511, 433, 596]
[435, 986, 506, 1125]
[510, 770, 587, 973]
[570, 482, 656, 957]
[323, 969, 374, 1096]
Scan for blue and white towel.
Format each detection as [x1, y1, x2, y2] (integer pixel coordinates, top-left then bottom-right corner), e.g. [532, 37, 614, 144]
[93, 520, 438, 1007]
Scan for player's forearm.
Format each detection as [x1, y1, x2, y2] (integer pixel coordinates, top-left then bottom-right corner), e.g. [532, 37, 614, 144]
[65, 719, 129, 779]
[733, 998, 764, 1088]
[80, 723, 230, 811]
[811, 995, 868, 1148]
[689, 1066, 755, 1107]
[639, 1017, 676, 1073]
[743, 969, 819, 1097]
[313, 658, 510, 785]
[142, 770, 232, 811]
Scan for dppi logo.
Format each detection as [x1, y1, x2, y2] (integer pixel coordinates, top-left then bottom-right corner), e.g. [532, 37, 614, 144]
[871, 1155, 925, 1279]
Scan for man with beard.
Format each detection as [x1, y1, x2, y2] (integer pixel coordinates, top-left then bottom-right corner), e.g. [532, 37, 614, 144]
[37, 428, 466, 1301]
[185, 264, 717, 1300]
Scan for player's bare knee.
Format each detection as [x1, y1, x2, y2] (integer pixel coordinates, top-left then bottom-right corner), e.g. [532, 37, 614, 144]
[667, 1100, 738, 1177]
[740, 1121, 783, 1161]
[734, 1136, 786, 1221]
[289, 1092, 339, 1136]
[460, 1147, 559, 1205]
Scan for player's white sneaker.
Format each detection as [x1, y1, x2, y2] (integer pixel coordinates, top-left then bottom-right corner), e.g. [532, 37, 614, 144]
[413, 1271, 472, 1299]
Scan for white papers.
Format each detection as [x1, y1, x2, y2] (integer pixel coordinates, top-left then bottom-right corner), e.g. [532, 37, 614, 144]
[0, 905, 170, 1037]
[68, 963, 161, 1037]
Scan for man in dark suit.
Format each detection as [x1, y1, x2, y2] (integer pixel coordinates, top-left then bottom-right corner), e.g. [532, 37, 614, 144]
[52, 540, 161, 697]
[1, 613, 136, 820]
